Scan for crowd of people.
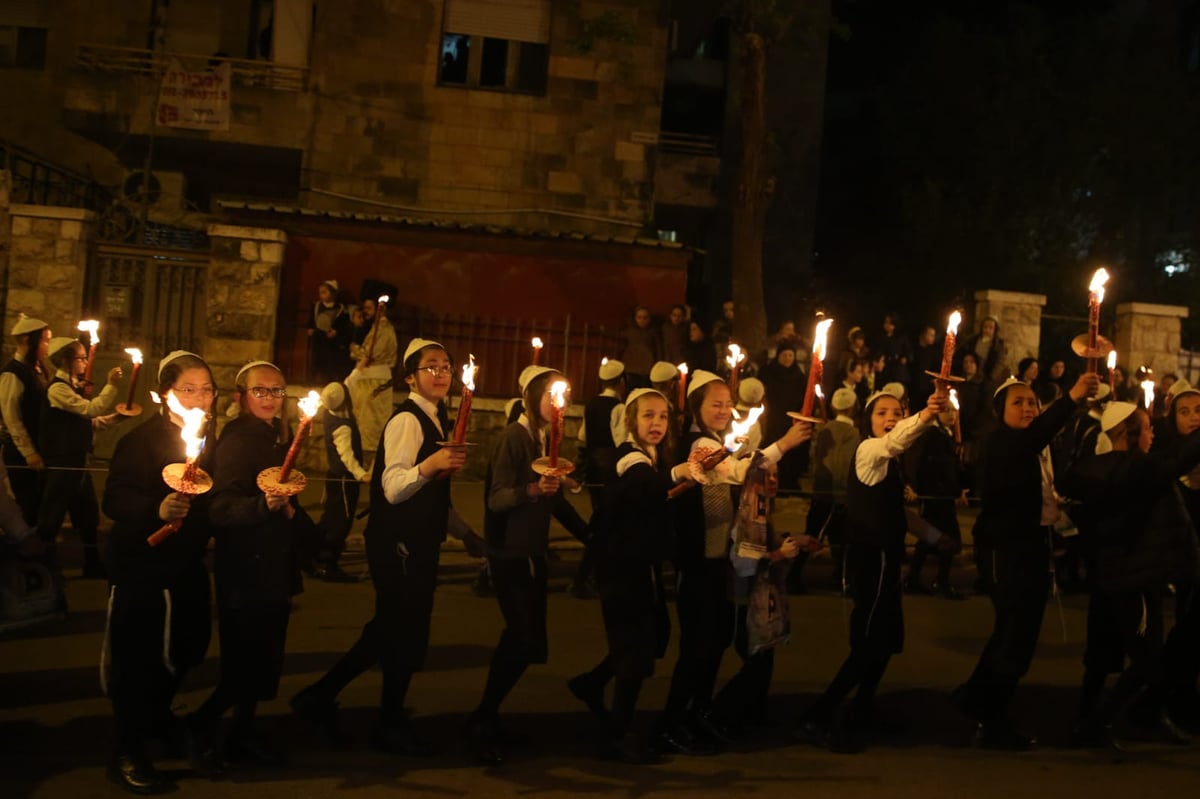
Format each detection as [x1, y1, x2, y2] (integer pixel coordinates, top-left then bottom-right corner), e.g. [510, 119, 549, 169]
[2, 295, 1199, 793]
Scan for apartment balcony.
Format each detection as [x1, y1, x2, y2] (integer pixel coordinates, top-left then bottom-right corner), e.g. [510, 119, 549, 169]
[76, 43, 308, 91]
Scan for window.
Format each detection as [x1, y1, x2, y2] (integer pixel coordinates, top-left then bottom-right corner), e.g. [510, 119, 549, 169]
[0, 26, 46, 69]
[438, 0, 550, 94]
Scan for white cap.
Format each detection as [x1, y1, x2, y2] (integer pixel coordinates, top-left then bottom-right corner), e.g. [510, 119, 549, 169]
[235, 360, 280, 386]
[1096, 401, 1138, 455]
[882, 382, 907, 400]
[686, 369, 723, 397]
[1169, 379, 1195, 399]
[322, 279, 339, 292]
[403, 338, 444, 365]
[11, 315, 47, 336]
[650, 361, 678, 384]
[599, 359, 625, 381]
[992, 376, 1024, 398]
[157, 350, 203, 380]
[518, 365, 558, 393]
[831, 387, 858, 411]
[320, 382, 346, 411]
[625, 387, 668, 407]
[737, 377, 765, 408]
[864, 390, 900, 410]
[47, 336, 78, 359]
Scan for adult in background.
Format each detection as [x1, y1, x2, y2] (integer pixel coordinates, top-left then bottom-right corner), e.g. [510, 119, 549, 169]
[911, 325, 940, 412]
[871, 312, 913, 393]
[662, 305, 689, 366]
[346, 296, 398, 463]
[685, 321, 717, 374]
[306, 279, 351, 385]
[621, 306, 661, 390]
[959, 316, 1009, 386]
[760, 341, 809, 492]
[0, 316, 51, 526]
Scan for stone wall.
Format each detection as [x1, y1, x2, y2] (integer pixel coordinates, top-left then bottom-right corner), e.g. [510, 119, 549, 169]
[972, 289, 1047, 377]
[0, 172, 9, 326]
[5, 204, 93, 339]
[204, 224, 288, 406]
[1114, 302, 1190, 378]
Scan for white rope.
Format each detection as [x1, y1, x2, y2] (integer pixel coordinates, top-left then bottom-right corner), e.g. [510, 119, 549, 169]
[864, 551, 886, 640]
[161, 589, 175, 676]
[99, 584, 115, 696]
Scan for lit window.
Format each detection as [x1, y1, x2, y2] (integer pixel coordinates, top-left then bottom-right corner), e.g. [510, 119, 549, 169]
[438, 0, 550, 94]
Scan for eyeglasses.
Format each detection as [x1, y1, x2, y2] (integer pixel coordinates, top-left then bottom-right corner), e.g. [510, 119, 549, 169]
[417, 366, 453, 378]
[174, 385, 216, 397]
[247, 386, 287, 399]
[71, 355, 89, 362]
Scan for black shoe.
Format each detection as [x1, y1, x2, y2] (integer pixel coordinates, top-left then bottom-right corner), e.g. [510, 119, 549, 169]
[828, 722, 867, 754]
[601, 733, 669, 765]
[302, 564, 326, 579]
[184, 721, 227, 780]
[290, 686, 351, 745]
[650, 722, 717, 756]
[106, 755, 176, 795]
[792, 718, 832, 749]
[322, 565, 358, 583]
[1129, 710, 1191, 745]
[568, 577, 598, 599]
[465, 715, 504, 766]
[904, 579, 932, 595]
[974, 720, 1037, 751]
[1070, 722, 1124, 756]
[471, 569, 495, 598]
[224, 729, 289, 766]
[371, 719, 436, 757]
[690, 709, 738, 745]
[567, 673, 609, 721]
[151, 713, 187, 759]
[933, 583, 965, 600]
[950, 684, 980, 721]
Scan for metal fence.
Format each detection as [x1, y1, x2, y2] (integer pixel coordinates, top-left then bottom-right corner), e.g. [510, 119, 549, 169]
[77, 43, 308, 91]
[0, 139, 111, 211]
[1179, 349, 1200, 385]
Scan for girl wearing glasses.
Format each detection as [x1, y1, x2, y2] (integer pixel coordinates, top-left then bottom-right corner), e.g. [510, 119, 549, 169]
[101, 351, 220, 794]
[294, 339, 483, 756]
[187, 360, 318, 770]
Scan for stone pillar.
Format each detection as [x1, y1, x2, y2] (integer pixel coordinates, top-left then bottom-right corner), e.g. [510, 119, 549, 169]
[204, 224, 287, 407]
[6, 204, 94, 339]
[973, 289, 1047, 374]
[1114, 302, 1189, 376]
[0, 172, 9, 327]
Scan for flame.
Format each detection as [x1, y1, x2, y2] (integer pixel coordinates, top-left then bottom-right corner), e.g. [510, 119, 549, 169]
[949, 388, 960, 411]
[724, 405, 764, 451]
[531, 336, 544, 349]
[726, 343, 743, 371]
[601, 356, 608, 365]
[549, 379, 569, 409]
[377, 294, 390, 305]
[813, 318, 834, 362]
[150, 390, 162, 405]
[1089, 268, 1110, 303]
[165, 390, 208, 461]
[1142, 379, 1155, 409]
[461, 354, 477, 391]
[947, 311, 962, 337]
[815, 384, 824, 400]
[678, 362, 688, 376]
[1107, 350, 1117, 370]
[77, 320, 99, 344]
[297, 390, 322, 421]
[124, 347, 143, 365]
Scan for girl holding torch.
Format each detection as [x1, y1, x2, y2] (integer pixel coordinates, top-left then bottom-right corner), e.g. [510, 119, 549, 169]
[294, 339, 484, 756]
[101, 351, 220, 793]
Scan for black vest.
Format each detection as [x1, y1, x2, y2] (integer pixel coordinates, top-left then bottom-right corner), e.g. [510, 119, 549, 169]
[39, 376, 93, 466]
[366, 398, 452, 544]
[323, 413, 363, 478]
[585, 394, 622, 451]
[846, 449, 907, 556]
[1, 359, 44, 449]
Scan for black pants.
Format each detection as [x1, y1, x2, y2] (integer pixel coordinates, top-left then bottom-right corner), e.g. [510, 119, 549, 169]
[908, 502, 960, 586]
[662, 557, 733, 724]
[476, 556, 549, 718]
[598, 561, 669, 680]
[3, 442, 39, 528]
[192, 602, 290, 731]
[959, 546, 1052, 721]
[37, 467, 100, 549]
[311, 531, 441, 721]
[1163, 581, 1200, 702]
[712, 600, 775, 724]
[317, 477, 360, 568]
[107, 564, 212, 759]
[1089, 589, 1164, 726]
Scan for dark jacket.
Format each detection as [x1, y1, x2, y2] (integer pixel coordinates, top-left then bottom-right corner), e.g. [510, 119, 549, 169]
[846, 456, 907, 558]
[365, 399, 452, 546]
[40, 376, 93, 466]
[760, 360, 807, 441]
[103, 413, 213, 588]
[1061, 429, 1200, 591]
[594, 441, 675, 578]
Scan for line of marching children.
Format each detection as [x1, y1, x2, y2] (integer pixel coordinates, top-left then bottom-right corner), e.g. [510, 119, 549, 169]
[47, 329, 1200, 793]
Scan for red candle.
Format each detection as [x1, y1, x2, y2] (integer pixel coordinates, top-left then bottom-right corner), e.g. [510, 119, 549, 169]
[949, 388, 962, 445]
[940, 311, 962, 379]
[677, 363, 688, 411]
[800, 317, 834, 417]
[365, 294, 389, 364]
[279, 390, 322, 483]
[78, 320, 99, 382]
[531, 337, 543, 366]
[1087, 268, 1109, 374]
[452, 355, 477, 444]
[548, 379, 568, 467]
[123, 348, 143, 408]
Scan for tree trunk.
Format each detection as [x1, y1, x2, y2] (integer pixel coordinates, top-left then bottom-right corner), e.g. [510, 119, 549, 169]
[731, 29, 770, 362]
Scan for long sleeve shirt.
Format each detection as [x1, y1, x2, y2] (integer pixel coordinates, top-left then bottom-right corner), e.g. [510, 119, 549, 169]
[359, 318, 398, 380]
[0, 371, 36, 458]
[855, 412, 932, 486]
[329, 413, 368, 480]
[47, 369, 118, 417]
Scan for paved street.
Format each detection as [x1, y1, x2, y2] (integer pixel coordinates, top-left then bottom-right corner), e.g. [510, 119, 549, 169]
[3, 483, 1200, 798]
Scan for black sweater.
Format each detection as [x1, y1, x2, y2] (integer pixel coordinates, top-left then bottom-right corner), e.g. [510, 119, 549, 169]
[596, 441, 676, 568]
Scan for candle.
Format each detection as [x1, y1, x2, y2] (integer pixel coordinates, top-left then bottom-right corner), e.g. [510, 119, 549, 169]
[1107, 350, 1117, 394]
[77, 320, 99, 382]
[724, 405, 764, 451]
[147, 390, 209, 546]
[123, 348, 143, 408]
[677, 362, 688, 411]
[1087, 268, 1109, 373]
[949, 388, 962, 445]
[365, 294, 389, 364]
[726, 344, 743, 395]
[547, 379, 568, 467]
[531, 336, 544, 365]
[279, 390, 322, 483]
[800, 317, 834, 416]
[940, 311, 962, 379]
[1141, 376, 1155, 411]
[452, 354, 477, 444]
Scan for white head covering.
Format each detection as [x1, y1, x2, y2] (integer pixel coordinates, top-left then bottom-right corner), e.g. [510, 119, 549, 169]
[864, 390, 900, 410]
[686, 369, 723, 397]
[322, 279, 339, 293]
[10, 315, 48, 336]
[992, 376, 1024, 398]
[831, 387, 858, 412]
[235, 360, 280, 386]
[625, 387, 668, 407]
[403, 338, 444, 365]
[1169, 379, 1195, 399]
[882, 382, 907, 400]
[599, 359, 625, 381]
[649, 361, 678, 384]
[1093, 383, 1111, 402]
[157, 350, 203, 381]
[47, 337, 78, 360]
[320, 382, 346, 411]
[518, 365, 558, 394]
[1095, 402, 1138, 455]
[737, 377, 765, 409]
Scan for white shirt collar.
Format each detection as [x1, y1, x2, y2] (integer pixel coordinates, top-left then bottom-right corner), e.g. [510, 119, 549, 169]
[410, 392, 444, 436]
[835, 413, 855, 425]
[601, 388, 620, 398]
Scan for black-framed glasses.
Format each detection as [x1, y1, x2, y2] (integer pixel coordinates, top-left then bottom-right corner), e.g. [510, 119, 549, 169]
[417, 366, 453, 378]
[248, 386, 287, 399]
[175, 385, 216, 398]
